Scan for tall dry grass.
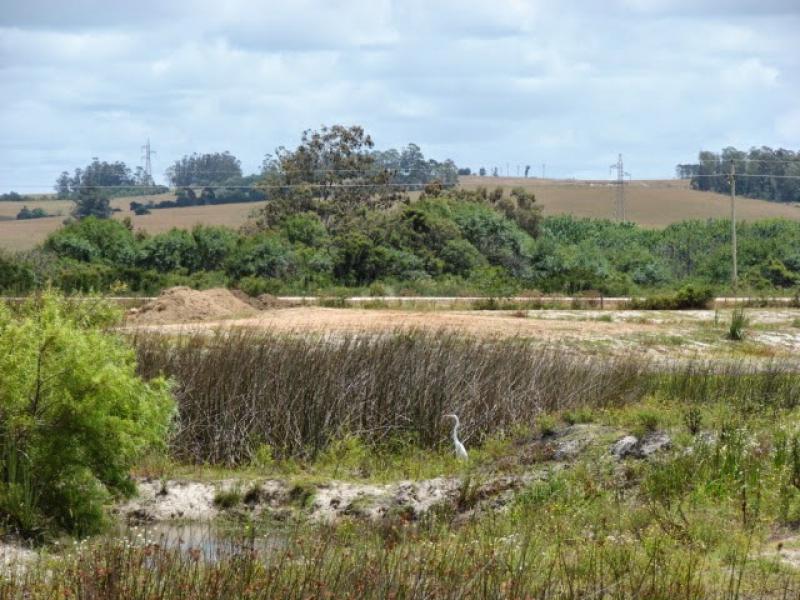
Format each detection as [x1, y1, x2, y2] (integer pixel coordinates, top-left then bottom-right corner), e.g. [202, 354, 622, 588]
[134, 330, 649, 464]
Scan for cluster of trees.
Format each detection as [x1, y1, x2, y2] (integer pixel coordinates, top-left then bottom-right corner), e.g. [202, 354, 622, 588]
[130, 186, 266, 214]
[0, 191, 24, 202]
[52, 127, 461, 219]
[16, 206, 49, 220]
[3, 182, 800, 297]
[165, 151, 243, 186]
[371, 143, 459, 186]
[677, 147, 800, 203]
[55, 158, 167, 200]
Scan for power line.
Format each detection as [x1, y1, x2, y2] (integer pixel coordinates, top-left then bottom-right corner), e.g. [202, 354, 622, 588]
[8, 174, 800, 190]
[609, 154, 631, 222]
[141, 139, 156, 184]
[689, 174, 800, 179]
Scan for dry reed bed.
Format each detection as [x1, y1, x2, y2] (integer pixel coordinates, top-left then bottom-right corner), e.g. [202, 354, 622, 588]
[133, 330, 800, 465]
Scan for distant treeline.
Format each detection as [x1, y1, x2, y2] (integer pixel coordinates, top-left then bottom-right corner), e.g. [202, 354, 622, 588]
[55, 159, 169, 199]
[677, 147, 800, 203]
[0, 192, 25, 202]
[129, 185, 266, 214]
[53, 135, 459, 206]
[3, 184, 800, 298]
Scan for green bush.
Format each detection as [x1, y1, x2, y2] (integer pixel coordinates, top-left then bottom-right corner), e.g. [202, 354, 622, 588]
[45, 217, 137, 265]
[238, 275, 282, 297]
[0, 253, 35, 294]
[52, 260, 119, 293]
[629, 284, 715, 310]
[0, 291, 174, 537]
[727, 308, 748, 341]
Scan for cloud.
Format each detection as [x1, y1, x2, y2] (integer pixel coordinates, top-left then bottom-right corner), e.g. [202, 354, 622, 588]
[0, 0, 798, 191]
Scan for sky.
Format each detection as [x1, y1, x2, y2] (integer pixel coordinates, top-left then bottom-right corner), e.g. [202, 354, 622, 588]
[1, 0, 799, 192]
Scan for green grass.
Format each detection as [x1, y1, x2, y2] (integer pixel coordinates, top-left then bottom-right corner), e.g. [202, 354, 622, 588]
[10, 399, 800, 597]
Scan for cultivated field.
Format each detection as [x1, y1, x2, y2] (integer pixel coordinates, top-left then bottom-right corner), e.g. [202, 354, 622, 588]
[0, 194, 266, 251]
[3, 177, 800, 252]
[461, 176, 800, 226]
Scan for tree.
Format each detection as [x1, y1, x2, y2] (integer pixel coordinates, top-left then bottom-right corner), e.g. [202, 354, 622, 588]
[0, 292, 174, 536]
[261, 125, 395, 217]
[166, 152, 242, 187]
[55, 172, 71, 198]
[479, 167, 487, 177]
[277, 125, 377, 199]
[524, 165, 531, 178]
[72, 185, 112, 220]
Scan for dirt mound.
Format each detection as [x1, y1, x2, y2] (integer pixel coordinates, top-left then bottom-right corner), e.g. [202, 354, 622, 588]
[127, 287, 259, 325]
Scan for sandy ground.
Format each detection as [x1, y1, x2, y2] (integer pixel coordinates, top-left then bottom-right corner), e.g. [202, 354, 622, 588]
[127, 307, 662, 338]
[124, 305, 800, 362]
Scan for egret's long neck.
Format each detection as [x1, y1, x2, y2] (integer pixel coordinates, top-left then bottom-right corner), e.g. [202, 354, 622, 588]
[451, 418, 460, 443]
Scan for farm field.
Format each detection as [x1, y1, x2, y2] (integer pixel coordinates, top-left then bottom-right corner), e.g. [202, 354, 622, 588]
[0, 194, 267, 251]
[461, 176, 800, 226]
[3, 177, 800, 251]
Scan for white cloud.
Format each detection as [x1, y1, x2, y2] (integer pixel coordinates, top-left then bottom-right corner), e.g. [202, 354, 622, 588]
[0, 0, 798, 191]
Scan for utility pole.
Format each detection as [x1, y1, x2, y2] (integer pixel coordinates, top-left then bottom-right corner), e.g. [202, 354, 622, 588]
[141, 139, 156, 186]
[609, 154, 630, 221]
[729, 160, 738, 292]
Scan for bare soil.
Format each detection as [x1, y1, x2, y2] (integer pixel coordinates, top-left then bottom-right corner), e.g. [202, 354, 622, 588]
[126, 287, 258, 325]
[126, 306, 662, 339]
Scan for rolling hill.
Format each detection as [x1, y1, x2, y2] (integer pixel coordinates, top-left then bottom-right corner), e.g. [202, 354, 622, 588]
[1, 178, 799, 252]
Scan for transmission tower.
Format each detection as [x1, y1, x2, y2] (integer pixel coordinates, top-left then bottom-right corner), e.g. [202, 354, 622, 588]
[141, 139, 156, 185]
[609, 153, 630, 221]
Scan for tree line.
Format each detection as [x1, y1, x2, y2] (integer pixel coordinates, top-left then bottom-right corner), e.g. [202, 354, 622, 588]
[47, 127, 461, 220]
[2, 182, 800, 298]
[677, 146, 800, 203]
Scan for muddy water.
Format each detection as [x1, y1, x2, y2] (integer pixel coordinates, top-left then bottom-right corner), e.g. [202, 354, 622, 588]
[120, 522, 286, 562]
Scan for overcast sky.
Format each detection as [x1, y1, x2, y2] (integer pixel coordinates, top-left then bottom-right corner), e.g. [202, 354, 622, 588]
[1, 0, 798, 192]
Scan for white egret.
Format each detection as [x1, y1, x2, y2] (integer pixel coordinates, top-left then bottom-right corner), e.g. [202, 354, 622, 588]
[443, 414, 468, 460]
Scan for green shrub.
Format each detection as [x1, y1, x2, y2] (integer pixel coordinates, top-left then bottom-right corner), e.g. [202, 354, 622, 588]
[238, 275, 282, 297]
[629, 284, 714, 310]
[52, 260, 119, 293]
[0, 291, 174, 537]
[45, 217, 137, 265]
[213, 488, 242, 509]
[633, 408, 660, 437]
[0, 253, 35, 294]
[727, 308, 748, 341]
